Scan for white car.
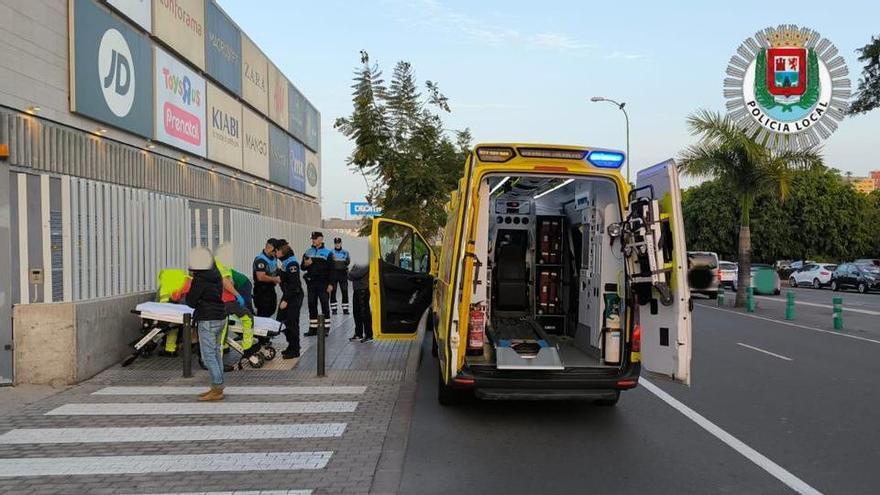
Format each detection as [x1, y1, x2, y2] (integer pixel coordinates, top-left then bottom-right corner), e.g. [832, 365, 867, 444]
[789, 263, 837, 289]
[718, 261, 737, 288]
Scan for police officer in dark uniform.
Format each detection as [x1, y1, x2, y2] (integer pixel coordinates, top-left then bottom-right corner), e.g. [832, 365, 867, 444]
[252, 238, 281, 317]
[275, 240, 304, 359]
[302, 231, 334, 336]
[330, 237, 351, 315]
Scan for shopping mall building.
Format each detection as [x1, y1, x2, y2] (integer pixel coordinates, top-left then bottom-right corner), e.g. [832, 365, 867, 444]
[0, 0, 362, 385]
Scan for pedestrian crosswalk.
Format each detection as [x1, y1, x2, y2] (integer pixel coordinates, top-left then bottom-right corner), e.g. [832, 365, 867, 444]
[0, 385, 365, 493]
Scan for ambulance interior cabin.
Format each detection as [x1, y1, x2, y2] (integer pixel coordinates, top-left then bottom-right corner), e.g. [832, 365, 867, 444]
[469, 174, 627, 371]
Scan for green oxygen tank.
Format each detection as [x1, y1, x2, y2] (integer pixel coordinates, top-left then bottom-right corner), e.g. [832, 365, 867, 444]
[602, 293, 622, 365]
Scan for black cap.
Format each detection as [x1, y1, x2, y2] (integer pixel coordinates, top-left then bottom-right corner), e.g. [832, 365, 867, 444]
[266, 237, 278, 246]
[311, 231, 323, 240]
[333, 237, 342, 244]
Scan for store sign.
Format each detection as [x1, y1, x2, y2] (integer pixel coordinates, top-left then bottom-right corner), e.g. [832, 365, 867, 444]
[349, 202, 382, 217]
[305, 148, 320, 198]
[153, 0, 205, 69]
[154, 47, 206, 156]
[289, 137, 306, 193]
[268, 63, 289, 129]
[70, 0, 153, 138]
[241, 106, 268, 178]
[105, 0, 152, 32]
[288, 83, 306, 142]
[268, 124, 289, 186]
[205, 0, 241, 95]
[206, 83, 242, 169]
[304, 102, 320, 152]
[241, 34, 268, 114]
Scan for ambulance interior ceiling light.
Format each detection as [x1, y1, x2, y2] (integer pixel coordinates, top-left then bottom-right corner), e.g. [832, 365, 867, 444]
[534, 178, 574, 199]
[587, 150, 625, 168]
[489, 176, 510, 195]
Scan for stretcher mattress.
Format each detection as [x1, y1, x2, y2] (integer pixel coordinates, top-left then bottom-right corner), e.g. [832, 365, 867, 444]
[134, 302, 283, 336]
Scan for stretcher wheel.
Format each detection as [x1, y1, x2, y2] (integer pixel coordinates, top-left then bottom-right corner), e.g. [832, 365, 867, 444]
[261, 346, 277, 361]
[248, 353, 265, 369]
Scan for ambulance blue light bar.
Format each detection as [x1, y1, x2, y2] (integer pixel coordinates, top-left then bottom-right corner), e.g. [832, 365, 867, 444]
[587, 151, 626, 168]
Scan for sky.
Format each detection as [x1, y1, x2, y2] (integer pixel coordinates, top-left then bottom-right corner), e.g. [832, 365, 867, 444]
[219, 0, 880, 219]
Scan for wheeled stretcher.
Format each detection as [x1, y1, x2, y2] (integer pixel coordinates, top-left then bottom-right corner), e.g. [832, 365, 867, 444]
[126, 302, 283, 369]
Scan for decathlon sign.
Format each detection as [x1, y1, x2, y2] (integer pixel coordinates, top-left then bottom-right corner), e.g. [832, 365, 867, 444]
[70, 0, 153, 137]
[349, 202, 381, 217]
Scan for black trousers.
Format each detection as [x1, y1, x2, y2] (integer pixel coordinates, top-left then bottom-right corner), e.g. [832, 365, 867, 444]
[353, 288, 372, 339]
[253, 287, 277, 317]
[330, 273, 349, 313]
[277, 292, 303, 352]
[307, 285, 331, 332]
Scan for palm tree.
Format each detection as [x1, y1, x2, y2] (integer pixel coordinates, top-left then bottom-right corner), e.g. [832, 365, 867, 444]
[679, 110, 823, 307]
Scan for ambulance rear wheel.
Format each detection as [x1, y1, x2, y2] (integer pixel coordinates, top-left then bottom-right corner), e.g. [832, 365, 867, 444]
[437, 374, 465, 406]
[594, 391, 620, 407]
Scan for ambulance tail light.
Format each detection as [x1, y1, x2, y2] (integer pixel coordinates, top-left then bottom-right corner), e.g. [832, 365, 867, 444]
[631, 324, 641, 353]
[466, 306, 486, 356]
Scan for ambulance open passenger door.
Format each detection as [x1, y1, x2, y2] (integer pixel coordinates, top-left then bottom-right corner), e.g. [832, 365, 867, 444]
[368, 218, 435, 340]
[633, 159, 693, 385]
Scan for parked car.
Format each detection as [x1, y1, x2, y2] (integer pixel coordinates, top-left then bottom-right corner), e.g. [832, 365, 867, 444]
[854, 259, 880, 268]
[687, 251, 720, 299]
[718, 261, 737, 288]
[732, 264, 781, 295]
[789, 263, 837, 289]
[789, 260, 816, 271]
[831, 263, 880, 293]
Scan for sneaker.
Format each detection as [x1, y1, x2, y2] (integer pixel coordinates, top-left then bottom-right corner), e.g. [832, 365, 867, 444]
[361, 337, 373, 343]
[198, 387, 225, 401]
[282, 349, 300, 359]
[348, 335, 360, 342]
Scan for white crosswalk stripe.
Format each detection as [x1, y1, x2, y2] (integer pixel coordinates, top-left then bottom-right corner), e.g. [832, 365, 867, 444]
[0, 423, 347, 444]
[127, 491, 312, 495]
[93, 386, 367, 396]
[0, 452, 332, 477]
[46, 401, 358, 416]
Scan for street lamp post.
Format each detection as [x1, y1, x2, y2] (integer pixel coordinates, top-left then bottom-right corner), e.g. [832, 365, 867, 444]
[590, 96, 630, 184]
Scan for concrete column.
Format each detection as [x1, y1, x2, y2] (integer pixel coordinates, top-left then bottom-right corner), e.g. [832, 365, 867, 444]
[0, 160, 13, 384]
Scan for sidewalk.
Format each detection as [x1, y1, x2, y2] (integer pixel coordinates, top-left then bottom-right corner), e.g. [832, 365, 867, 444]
[0, 310, 423, 495]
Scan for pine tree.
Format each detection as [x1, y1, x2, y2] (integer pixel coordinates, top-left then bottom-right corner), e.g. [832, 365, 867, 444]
[848, 36, 880, 115]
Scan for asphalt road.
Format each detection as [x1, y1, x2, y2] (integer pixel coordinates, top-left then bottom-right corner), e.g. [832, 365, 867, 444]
[398, 302, 880, 494]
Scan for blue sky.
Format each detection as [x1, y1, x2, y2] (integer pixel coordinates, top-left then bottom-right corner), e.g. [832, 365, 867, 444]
[219, 0, 880, 218]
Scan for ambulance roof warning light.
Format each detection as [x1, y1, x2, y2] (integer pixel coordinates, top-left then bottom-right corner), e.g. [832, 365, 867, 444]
[587, 151, 626, 169]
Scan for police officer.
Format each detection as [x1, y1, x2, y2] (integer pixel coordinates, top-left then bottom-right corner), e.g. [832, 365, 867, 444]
[275, 240, 304, 359]
[252, 238, 281, 317]
[302, 231, 334, 336]
[330, 237, 351, 315]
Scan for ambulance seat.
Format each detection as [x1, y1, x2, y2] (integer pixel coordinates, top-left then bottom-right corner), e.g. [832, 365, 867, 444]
[494, 231, 529, 311]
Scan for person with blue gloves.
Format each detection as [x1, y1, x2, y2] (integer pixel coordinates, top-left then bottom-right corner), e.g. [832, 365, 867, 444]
[330, 237, 351, 315]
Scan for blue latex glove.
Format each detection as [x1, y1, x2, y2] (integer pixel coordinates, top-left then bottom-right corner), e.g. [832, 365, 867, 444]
[235, 294, 245, 307]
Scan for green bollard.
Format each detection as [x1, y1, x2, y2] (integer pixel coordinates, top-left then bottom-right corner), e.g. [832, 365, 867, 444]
[746, 287, 755, 313]
[833, 296, 843, 330]
[785, 290, 795, 320]
[717, 286, 725, 307]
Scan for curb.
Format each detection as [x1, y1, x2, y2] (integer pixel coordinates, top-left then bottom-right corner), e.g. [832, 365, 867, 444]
[369, 318, 427, 494]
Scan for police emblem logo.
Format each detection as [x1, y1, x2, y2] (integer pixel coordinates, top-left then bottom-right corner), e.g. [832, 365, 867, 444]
[724, 25, 850, 150]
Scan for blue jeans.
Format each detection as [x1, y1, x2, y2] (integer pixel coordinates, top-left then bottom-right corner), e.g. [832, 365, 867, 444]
[198, 319, 226, 386]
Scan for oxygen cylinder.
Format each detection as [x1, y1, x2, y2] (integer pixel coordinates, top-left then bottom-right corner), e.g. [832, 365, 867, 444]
[603, 314, 621, 365]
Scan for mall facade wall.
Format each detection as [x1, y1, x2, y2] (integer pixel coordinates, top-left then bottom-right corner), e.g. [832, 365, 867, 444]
[0, 0, 358, 385]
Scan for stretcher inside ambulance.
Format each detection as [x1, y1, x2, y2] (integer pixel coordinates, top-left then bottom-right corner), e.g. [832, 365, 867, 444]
[365, 145, 693, 404]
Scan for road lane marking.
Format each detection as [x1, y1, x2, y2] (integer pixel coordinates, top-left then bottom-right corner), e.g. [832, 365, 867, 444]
[0, 423, 346, 444]
[640, 379, 822, 495]
[755, 296, 880, 316]
[700, 305, 880, 345]
[0, 451, 332, 477]
[126, 492, 312, 495]
[93, 386, 367, 395]
[737, 343, 793, 361]
[45, 402, 358, 416]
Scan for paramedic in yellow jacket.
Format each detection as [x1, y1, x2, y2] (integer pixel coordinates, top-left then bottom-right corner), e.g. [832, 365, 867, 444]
[215, 244, 254, 351]
[157, 268, 190, 356]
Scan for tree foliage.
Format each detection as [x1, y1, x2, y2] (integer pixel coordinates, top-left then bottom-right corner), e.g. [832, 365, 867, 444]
[848, 36, 880, 115]
[682, 168, 880, 263]
[335, 52, 470, 238]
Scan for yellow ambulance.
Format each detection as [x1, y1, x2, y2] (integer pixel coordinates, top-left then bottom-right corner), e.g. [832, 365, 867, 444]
[367, 144, 692, 405]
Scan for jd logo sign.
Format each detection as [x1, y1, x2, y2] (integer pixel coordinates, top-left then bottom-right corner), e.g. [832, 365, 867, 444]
[98, 28, 135, 118]
[724, 25, 851, 150]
